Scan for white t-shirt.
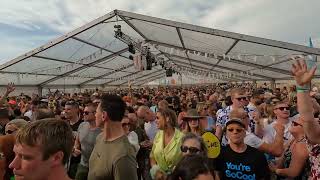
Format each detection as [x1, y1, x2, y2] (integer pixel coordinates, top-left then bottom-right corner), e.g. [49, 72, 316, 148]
[127, 131, 140, 154]
[24, 110, 33, 120]
[244, 131, 263, 149]
[263, 118, 293, 145]
[144, 120, 158, 141]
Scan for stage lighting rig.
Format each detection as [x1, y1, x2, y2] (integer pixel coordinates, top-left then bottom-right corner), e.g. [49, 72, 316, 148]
[114, 25, 157, 70]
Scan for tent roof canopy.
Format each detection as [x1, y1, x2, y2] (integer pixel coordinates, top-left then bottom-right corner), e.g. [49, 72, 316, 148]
[2, 9, 320, 88]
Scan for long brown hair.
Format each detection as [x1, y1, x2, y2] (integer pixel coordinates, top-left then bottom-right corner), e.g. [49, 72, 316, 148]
[158, 108, 178, 128]
[0, 134, 15, 180]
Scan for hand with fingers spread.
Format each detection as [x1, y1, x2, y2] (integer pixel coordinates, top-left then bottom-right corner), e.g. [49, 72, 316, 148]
[291, 58, 317, 86]
[6, 82, 15, 94]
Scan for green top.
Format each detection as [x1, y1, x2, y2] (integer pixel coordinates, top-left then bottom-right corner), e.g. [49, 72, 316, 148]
[150, 128, 184, 173]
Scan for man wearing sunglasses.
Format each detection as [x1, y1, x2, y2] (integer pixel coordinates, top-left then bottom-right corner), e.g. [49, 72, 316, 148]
[263, 101, 293, 146]
[215, 118, 270, 180]
[73, 103, 101, 180]
[216, 88, 254, 145]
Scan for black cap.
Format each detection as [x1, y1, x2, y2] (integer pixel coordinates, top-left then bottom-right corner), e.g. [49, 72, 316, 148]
[226, 118, 245, 128]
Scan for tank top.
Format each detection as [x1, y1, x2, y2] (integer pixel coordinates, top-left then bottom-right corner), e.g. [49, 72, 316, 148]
[277, 137, 310, 180]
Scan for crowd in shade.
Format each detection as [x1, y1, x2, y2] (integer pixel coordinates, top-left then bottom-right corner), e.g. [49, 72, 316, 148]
[0, 58, 319, 180]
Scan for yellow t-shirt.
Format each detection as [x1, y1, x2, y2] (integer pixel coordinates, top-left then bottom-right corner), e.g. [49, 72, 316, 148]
[150, 128, 184, 173]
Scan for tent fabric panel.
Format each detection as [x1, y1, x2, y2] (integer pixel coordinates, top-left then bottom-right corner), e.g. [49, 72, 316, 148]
[0, 73, 55, 85]
[229, 41, 303, 66]
[128, 19, 183, 47]
[2, 57, 77, 75]
[37, 38, 99, 62]
[180, 29, 236, 54]
[69, 67, 113, 78]
[48, 77, 93, 85]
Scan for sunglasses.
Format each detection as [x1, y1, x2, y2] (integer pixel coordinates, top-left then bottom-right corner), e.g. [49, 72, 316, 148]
[186, 118, 199, 122]
[122, 122, 130, 127]
[275, 107, 290, 111]
[180, 146, 200, 154]
[292, 121, 302, 127]
[236, 97, 247, 101]
[227, 128, 244, 133]
[6, 130, 16, 134]
[83, 111, 95, 115]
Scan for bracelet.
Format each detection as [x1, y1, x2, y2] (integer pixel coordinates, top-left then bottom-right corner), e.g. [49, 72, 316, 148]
[296, 86, 310, 92]
[297, 89, 309, 93]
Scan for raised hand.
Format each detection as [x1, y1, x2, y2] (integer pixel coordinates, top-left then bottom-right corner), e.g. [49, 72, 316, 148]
[6, 82, 15, 94]
[273, 122, 285, 134]
[292, 58, 317, 86]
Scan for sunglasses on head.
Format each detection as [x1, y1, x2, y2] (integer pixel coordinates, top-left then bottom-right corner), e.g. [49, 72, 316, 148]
[180, 146, 200, 154]
[6, 130, 15, 134]
[122, 122, 130, 127]
[275, 106, 290, 111]
[227, 128, 244, 133]
[83, 111, 95, 115]
[292, 121, 302, 127]
[236, 97, 247, 101]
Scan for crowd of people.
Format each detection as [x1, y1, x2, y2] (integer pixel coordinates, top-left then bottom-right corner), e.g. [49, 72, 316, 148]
[0, 58, 319, 180]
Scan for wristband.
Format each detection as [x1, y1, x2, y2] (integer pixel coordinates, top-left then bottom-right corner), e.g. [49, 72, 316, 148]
[297, 89, 309, 93]
[296, 86, 310, 93]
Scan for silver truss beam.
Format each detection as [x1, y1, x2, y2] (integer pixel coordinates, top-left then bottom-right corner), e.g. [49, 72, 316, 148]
[118, 15, 149, 40]
[176, 27, 193, 68]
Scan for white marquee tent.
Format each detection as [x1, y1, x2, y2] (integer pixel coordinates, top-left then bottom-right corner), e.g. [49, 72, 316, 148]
[1, 9, 320, 94]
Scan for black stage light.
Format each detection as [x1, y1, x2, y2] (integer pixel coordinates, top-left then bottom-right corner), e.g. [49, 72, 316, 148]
[166, 69, 173, 77]
[128, 44, 135, 54]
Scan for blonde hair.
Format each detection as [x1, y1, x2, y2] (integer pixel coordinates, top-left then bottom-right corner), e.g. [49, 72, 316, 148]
[158, 100, 169, 108]
[229, 108, 247, 119]
[6, 119, 28, 129]
[196, 102, 205, 113]
[230, 88, 245, 98]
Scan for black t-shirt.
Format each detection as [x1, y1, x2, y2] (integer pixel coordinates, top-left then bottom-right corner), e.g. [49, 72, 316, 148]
[70, 119, 83, 131]
[216, 145, 270, 180]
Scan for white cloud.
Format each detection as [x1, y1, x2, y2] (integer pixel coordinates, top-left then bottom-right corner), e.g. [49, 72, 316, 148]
[199, 0, 320, 45]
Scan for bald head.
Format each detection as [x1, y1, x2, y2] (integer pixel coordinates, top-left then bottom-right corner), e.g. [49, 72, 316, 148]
[128, 113, 138, 125]
[137, 106, 154, 122]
